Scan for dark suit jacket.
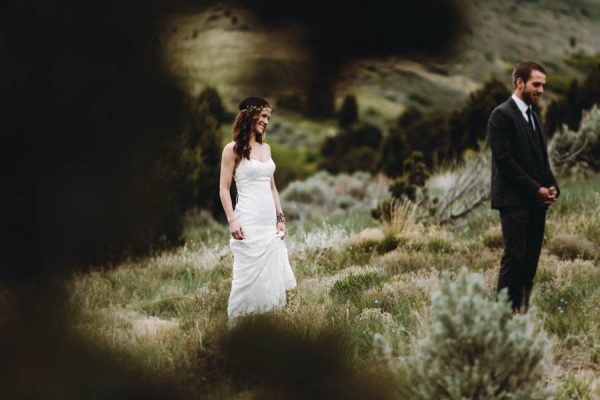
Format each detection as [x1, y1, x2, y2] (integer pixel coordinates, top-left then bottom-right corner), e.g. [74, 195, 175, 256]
[488, 97, 559, 209]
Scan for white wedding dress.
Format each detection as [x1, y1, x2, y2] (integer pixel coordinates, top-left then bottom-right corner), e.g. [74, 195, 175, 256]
[227, 157, 296, 320]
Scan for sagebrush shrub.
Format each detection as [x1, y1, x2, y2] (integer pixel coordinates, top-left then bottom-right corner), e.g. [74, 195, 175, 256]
[549, 105, 600, 176]
[548, 234, 597, 261]
[426, 148, 491, 224]
[394, 268, 552, 400]
[281, 170, 388, 221]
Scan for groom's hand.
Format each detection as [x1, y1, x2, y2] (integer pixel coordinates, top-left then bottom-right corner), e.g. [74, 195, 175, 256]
[537, 186, 557, 206]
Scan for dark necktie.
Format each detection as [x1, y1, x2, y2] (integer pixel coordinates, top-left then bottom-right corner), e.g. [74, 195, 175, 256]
[526, 107, 535, 133]
[526, 107, 548, 179]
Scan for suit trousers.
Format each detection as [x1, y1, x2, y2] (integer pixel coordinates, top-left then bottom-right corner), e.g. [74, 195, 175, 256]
[497, 206, 546, 311]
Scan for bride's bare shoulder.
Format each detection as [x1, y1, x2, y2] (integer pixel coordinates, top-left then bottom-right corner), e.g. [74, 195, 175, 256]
[222, 141, 236, 153]
[222, 142, 238, 162]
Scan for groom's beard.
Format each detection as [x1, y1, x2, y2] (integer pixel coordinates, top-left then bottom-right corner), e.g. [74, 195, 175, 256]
[522, 89, 539, 105]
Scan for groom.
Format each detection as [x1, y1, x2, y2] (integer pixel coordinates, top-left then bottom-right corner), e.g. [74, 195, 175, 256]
[488, 61, 560, 312]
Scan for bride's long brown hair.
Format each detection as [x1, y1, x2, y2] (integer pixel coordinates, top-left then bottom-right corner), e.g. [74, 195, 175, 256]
[233, 97, 271, 161]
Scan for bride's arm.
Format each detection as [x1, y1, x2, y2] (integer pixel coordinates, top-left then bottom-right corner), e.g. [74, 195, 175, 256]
[266, 144, 286, 234]
[219, 143, 244, 239]
[270, 176, 286, 234]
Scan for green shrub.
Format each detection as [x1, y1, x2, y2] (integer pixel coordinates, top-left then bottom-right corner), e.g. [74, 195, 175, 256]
[378, 108, 450, 174]
[371, 199, 394, 222]
[375, 234, 401, 254]
[483, 226, 504, 249]
[387, 151, 429, 202]
[396, 268, 552, 400]
[424, 237, 455, 254]
[365, 291, 426, 336]
[269, 141, 319, 189]
[548, 234, 597, 261]
[402, 112, 451, 167]
[380, 251, 430, 275]
[347, 239, 379, 257]
[330, 272, 385, 305]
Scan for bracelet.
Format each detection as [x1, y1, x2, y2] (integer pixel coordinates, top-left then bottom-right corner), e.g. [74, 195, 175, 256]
[276, 212, 286, 224]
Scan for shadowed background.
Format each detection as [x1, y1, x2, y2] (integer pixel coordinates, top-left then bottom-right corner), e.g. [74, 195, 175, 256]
[3, 0, 600, 397]
[1, 0, 463, 280]
[0, 0, 463, 398]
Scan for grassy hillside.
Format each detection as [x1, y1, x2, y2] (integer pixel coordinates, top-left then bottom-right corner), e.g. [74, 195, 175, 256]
[161, 0, 600, 126]
[62, 175, 600, 398]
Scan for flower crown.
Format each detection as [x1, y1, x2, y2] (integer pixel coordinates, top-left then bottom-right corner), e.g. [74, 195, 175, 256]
[241, 104, 272, 113]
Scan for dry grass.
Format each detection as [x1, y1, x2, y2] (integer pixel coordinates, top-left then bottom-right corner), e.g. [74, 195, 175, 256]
[548, 234, 598, 261]
[62, 177, 600, 398]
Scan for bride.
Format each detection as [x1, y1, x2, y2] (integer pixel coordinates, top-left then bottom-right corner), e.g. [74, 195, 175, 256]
[218, 97, 296, 320]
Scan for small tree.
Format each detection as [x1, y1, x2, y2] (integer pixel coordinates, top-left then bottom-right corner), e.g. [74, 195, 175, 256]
[160, 94, 223, 217]
[377, 106, 424, 179]
[388, 151, 429, 201]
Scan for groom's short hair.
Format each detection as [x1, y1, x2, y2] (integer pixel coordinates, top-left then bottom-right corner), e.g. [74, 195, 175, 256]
[512, 61, 546, 88]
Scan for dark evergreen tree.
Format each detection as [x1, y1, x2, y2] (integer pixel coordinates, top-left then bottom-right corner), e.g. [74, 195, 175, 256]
[338, 95, 359, 128]
[197, 87, 226, 123]
[545, 64, 600, 137]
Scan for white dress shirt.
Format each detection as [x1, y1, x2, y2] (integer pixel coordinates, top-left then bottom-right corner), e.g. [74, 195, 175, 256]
[512, 94, 536, 131]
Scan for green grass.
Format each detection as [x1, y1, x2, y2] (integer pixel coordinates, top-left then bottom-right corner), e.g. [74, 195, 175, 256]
[535, 268, 600, 339]
[64, 174, 600, 398]
[330, 272, 386, 306]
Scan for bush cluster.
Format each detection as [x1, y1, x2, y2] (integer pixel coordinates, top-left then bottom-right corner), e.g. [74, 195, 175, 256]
[280, 170, 388, 221]
[548, 234, 597, 261]
[377, 78, 510, 176]
[387, 151, 429, 201]
[327, 82, 507, 223]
